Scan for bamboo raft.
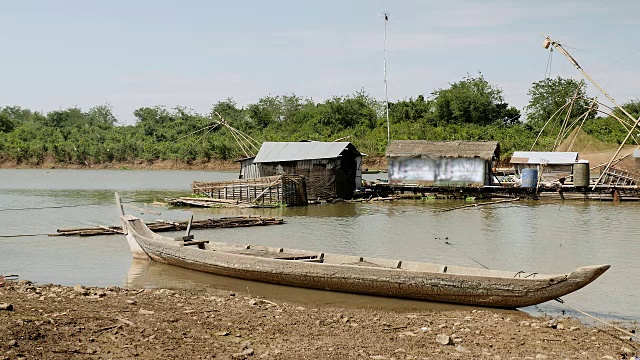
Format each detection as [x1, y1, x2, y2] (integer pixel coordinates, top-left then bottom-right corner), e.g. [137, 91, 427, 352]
[52, 216, 285, 237]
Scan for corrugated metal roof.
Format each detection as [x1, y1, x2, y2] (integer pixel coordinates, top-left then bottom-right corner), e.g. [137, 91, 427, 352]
[254, 142, 359, 163]
[385, 140, 499, 161]
[510, 151, 578, 164]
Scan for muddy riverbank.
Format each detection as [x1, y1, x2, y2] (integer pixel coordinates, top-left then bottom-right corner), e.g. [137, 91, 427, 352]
[0, 156, 389, 172]
[0, 281, 637, 359]
[0, 158, 238, 171]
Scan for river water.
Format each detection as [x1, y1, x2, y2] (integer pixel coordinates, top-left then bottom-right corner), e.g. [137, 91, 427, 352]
[1, 169, 638, 322]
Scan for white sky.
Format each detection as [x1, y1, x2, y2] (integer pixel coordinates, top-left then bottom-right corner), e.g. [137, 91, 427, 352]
[1, 0, 639, 124]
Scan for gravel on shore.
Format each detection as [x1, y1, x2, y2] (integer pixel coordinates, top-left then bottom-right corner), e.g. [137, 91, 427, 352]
[0, 281, 638, 359]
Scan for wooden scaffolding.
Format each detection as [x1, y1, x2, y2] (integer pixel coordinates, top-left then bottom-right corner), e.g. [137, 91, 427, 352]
[191, 175, 307, 206]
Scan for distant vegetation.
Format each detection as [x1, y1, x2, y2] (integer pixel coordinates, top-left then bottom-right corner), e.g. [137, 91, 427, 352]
[0, 74, 638, 166]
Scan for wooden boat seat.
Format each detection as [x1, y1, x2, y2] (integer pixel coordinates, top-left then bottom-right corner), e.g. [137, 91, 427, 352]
[174, 235, 195, 242]
[181, 240, 209, 249]
[342, 260, 396, 269]
[275, 252, 324, 261]
[274, 255, 318, 260]
[225, 247, 322, 261]
[323, 254, 401, 269]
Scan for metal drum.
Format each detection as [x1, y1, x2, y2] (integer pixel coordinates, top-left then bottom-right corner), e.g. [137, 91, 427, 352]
[521, 168, 538, 188]
[573, 162, 590, 187]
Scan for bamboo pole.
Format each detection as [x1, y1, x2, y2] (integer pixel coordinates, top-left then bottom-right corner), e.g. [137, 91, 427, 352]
[543, 35, 640, 188]
[593, 116, 640, 189]
[553, 87, 580, 151]
[253, 176, 282, 203]
[566, 98, 598, 151]
[543, 36, 637, 123]
[596, 102, 638, 129]
[213, 111, 261, 154]
[530, 102, 572, 150]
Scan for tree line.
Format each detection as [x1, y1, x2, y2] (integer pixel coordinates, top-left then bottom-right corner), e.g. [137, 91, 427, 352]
[1, 74, 638, 166]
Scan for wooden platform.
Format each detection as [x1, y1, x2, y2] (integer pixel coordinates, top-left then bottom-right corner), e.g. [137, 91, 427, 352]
[363, 183, 640, 201]
[52, 216, 285, 237]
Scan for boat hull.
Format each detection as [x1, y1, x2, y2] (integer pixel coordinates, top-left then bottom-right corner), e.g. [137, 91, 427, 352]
[121, 215, 609, 308]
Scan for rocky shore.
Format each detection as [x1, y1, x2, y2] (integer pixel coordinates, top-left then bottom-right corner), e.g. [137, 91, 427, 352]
[0, 281, 637, 359]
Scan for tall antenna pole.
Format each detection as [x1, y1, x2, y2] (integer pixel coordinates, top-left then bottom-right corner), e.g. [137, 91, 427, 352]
[383, 12, 390, 145]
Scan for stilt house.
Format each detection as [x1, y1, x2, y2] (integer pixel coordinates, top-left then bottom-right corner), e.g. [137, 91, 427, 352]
[386, 140, 500, 187]
[240, 142, 364, 200]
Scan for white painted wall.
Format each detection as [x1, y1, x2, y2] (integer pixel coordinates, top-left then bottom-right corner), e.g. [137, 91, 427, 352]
[389, 157, 486, 185]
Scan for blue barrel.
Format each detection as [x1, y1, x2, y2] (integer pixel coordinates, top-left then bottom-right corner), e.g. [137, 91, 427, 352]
[521, 168, 538, 188]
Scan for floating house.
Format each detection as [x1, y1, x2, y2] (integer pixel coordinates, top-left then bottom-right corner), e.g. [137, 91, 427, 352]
[386, 140, 500, 187]
[510, 151, 579, 182]
[240, 142, 364, 200]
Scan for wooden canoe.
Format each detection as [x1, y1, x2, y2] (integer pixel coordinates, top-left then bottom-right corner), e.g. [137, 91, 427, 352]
[119, 214, 609, 308]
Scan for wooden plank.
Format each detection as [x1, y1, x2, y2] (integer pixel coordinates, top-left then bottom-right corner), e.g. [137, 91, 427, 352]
[183, 240, 209, 246]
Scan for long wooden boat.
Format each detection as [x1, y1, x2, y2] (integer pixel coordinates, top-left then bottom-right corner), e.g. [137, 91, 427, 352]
[118, 210, 609, 308]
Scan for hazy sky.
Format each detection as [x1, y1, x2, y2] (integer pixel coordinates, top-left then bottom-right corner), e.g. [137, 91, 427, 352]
[2, 1, 639, 124]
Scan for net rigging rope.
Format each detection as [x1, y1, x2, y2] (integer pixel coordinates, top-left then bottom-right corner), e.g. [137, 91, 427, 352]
[0, 204, 103, 212]
[0, 200, 137, 212]
[555, 298, 640, 341]
[544, 47, 553, 79]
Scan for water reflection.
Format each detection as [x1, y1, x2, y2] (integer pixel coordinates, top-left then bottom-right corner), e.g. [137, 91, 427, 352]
[283, 202, 359, 217]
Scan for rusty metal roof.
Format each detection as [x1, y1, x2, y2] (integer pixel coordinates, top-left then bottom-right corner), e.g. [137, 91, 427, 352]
[254, 142, 360, 163]
[510, 151, 578, 164]
[386, 140, 500, 160]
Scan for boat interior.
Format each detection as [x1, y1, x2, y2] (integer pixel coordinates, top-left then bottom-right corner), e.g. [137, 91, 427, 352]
[125, 215, 553, 280]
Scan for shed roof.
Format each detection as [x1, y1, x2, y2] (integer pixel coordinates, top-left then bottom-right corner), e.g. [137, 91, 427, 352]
[386, 140, 499, 160]
[510, 151, 578, 165]
[254, 142, 360, 163]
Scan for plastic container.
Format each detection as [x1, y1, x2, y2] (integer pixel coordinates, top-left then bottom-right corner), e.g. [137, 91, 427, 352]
[573, 162, 590, 187]
[521, 168, 538, 188]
